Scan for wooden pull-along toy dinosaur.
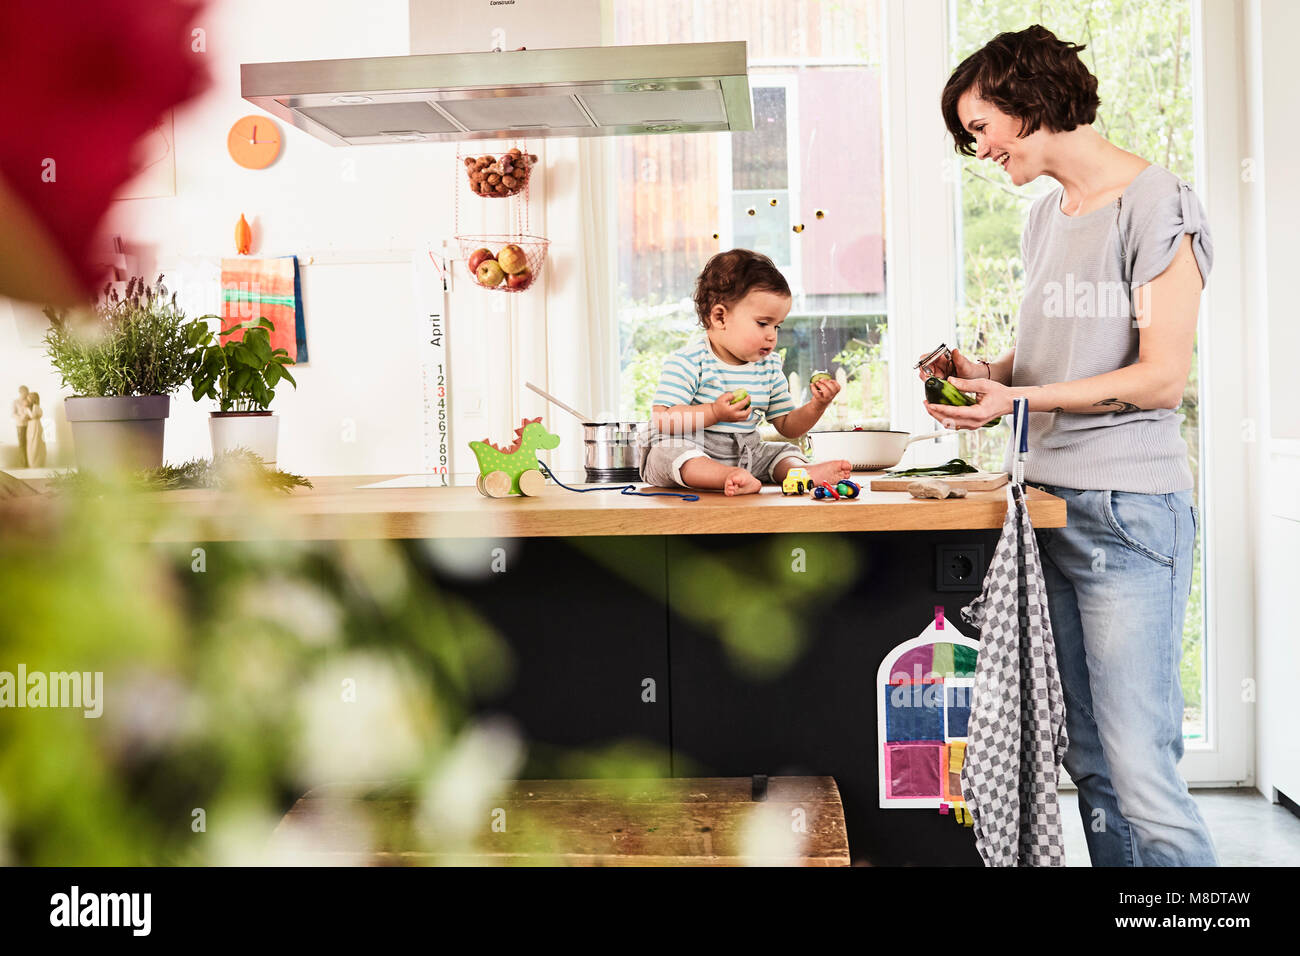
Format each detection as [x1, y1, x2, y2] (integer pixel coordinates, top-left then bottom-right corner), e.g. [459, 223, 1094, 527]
[469, 417, 561, 497]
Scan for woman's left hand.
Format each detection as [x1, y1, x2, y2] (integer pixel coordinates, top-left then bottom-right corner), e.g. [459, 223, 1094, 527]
[922, 376, 1014, 429]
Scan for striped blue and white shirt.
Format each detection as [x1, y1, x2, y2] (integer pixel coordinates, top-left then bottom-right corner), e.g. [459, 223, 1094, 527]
[650, 334, 796, 433]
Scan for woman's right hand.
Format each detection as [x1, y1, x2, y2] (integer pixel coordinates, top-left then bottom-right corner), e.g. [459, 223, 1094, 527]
[713, 391, 752, 422]
[916, 346, 984, 381]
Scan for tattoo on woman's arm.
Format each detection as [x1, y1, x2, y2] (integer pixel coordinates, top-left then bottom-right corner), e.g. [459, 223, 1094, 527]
[1094, 397, 1141, 413]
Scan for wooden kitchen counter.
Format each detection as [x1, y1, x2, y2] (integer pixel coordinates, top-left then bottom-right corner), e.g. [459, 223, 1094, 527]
[3, 472, 1065, 540]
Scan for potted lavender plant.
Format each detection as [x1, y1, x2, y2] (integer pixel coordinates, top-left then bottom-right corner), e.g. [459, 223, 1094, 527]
[43, 276, 197, 472]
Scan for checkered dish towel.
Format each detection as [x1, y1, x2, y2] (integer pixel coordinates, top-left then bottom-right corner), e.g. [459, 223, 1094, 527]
[959, 482, 1069, 866]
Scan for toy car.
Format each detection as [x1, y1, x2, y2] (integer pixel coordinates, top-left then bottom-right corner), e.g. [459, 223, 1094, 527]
[782, 467, 813, 495]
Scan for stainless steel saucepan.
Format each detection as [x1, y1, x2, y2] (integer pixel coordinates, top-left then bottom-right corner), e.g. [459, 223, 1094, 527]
[526, 382, 648, 482]
[582, 421, 648, 481]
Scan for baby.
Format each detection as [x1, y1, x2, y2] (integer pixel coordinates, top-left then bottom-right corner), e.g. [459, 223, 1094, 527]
[641, 248, 852, 496]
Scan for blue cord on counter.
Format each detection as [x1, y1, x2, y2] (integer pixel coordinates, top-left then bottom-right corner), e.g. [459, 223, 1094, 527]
[536, 461, 699, 501]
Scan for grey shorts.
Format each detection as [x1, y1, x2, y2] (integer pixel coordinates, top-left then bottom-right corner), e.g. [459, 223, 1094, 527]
[639, 426, 807, 488]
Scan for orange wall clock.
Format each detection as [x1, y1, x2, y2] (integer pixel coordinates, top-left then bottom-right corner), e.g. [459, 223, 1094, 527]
[227, 115, 281, 169]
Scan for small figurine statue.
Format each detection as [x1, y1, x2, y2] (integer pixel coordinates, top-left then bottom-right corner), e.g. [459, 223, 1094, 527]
[11, 385, 30, 468]
[22, 391, 46, 468]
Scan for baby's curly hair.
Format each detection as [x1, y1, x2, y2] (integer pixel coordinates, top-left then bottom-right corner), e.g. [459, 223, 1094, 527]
[693, 249, 791, 329]
[941, 24, 1100, 156]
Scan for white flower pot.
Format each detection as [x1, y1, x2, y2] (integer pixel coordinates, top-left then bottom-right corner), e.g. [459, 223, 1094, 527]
[209, 412, 279, 466]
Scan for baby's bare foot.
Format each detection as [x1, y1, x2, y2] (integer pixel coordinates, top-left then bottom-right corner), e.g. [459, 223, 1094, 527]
[723, 468, 762, 496]
[805, 459, 853, 486]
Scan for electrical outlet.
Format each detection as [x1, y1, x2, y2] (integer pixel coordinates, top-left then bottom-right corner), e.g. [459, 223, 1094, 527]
[936, 544, 984, 592]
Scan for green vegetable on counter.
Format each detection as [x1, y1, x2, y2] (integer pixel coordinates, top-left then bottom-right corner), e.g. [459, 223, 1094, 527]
[47, 448, 312, 494]
[883, 457, 979, 478]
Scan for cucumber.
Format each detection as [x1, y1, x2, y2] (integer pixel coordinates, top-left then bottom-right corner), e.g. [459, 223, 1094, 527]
[925, 376, 972, 406]
[923, 377, 949, 405]
[923, 376, 1002, 428]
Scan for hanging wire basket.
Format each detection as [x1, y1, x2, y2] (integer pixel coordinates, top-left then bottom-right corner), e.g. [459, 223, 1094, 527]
[455, 234, 550, 293]
[453, 140, 548, 293]
[462, 147, 539, 198]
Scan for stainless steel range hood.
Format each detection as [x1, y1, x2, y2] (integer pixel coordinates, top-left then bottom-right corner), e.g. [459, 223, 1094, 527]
[241, 41, 753, 146]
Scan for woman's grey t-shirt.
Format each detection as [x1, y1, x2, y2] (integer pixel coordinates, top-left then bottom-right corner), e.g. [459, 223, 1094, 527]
[1002, 163, 1212, 493]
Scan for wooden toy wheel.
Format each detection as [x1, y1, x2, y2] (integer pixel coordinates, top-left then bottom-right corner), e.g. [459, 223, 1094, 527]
[517, 469, 546, 497]
[481, 470, 513, 498]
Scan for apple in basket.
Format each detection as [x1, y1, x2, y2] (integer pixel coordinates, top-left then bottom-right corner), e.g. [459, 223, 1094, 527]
[467, 248, 494, 273]
[497, 243, 528, 275]
[506, 267, 534, 290]
[476, 259, 506, 287]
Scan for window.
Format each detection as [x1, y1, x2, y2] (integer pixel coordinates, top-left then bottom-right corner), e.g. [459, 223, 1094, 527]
[948, 0, 1205, 742]
[612, 0, 888, 433]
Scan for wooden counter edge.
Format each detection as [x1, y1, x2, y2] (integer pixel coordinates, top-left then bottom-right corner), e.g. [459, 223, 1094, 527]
[0, 475, 1067, 540]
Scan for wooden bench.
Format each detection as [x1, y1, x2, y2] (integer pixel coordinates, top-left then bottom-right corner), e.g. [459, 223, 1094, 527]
[272, 776, 851, 866]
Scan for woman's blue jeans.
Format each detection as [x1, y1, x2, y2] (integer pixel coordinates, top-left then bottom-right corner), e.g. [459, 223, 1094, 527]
[1027, 482, 1218, 866]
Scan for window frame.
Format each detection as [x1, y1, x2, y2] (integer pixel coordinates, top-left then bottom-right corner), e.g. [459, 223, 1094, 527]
[716, 73, 803, 286]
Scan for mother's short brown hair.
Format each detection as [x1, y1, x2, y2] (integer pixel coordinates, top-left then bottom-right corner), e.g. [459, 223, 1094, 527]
[941, 24, 1100, 156]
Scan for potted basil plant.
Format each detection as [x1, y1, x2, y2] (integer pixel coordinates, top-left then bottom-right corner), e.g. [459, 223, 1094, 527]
[185, 315, 297, 465]
[44, 276, 197, 472]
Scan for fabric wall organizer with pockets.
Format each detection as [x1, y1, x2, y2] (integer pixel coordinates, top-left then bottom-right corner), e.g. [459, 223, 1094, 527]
[877, 616, 978, 825]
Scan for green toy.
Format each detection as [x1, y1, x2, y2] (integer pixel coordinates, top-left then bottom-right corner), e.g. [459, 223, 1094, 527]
[469, 416, 561, 497]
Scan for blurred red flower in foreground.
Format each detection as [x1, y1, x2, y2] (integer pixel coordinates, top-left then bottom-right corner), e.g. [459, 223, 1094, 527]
[0, 0, 211, 305]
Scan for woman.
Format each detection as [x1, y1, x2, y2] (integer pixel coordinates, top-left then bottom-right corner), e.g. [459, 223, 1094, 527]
[23, 391, 46, 468]
[924, 25, 1217, 866]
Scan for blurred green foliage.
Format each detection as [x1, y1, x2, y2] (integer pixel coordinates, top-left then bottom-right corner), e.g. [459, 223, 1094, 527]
[573, 534, 858, 681]
[0, 489, 537, 864]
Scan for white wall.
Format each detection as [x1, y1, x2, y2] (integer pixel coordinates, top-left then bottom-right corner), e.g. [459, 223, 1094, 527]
[1247, 0, 1300, 808]
[2, 0, 605, 479]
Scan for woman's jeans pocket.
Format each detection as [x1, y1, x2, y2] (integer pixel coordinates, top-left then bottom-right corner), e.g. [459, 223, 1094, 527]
[1102, 489, 1175, 565]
